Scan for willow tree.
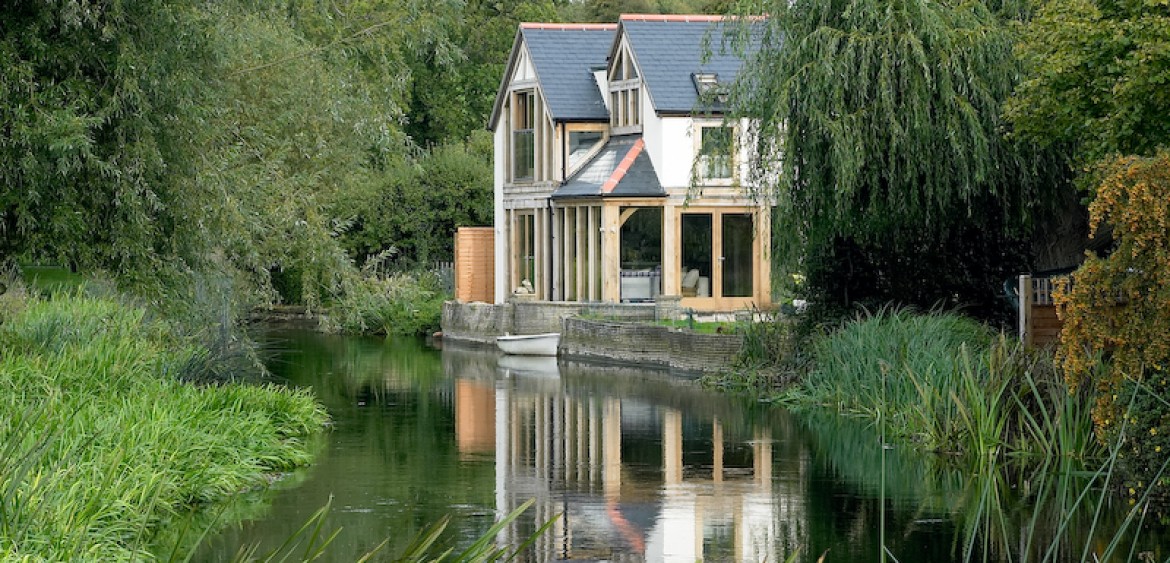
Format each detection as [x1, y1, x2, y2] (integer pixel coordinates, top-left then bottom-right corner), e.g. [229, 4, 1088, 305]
[730, 0, 1062, 321]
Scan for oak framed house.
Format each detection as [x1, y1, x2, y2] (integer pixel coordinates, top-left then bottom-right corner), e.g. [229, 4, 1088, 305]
[487, 14, 771, 312]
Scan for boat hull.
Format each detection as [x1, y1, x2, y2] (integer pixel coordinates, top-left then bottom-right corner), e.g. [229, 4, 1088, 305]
[496, 333, 560, 356]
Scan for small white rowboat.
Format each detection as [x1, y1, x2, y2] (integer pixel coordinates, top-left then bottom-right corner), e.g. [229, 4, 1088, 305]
[496, 333, 560, 356]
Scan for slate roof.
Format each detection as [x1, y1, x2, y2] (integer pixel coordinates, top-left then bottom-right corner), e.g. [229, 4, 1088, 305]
[620, 16, 763, 114]
[523, 25, 616, 122]
[552, 136, 664, 199]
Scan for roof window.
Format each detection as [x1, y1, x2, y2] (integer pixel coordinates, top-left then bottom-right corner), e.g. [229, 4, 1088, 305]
[692, 73, 728, 103]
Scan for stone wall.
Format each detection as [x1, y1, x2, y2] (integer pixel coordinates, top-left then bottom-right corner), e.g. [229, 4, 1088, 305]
[513, 301, 590, 334]
[441, 301, 510, 345]
[559, 317, 742, 375]
[441, 300, 656, 343]
[441, 301, 740, 375]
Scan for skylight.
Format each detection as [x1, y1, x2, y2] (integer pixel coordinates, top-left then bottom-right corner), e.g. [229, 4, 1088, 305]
[692, 73, 728, 103]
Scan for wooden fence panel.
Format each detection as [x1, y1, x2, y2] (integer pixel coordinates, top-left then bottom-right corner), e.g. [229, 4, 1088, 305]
[1019, 274, 1065, 348]
[454, 227, 495, 303]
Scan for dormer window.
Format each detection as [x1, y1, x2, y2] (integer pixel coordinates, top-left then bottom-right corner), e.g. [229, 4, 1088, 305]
[568, 129, 605, 171]
[609, 40, 641, 132]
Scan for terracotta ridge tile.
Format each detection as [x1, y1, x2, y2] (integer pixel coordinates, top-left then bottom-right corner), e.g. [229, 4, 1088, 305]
[521, 23, 618, 30]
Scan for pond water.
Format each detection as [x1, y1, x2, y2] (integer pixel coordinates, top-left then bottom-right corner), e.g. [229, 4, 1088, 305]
[186, 330, 1165, 562]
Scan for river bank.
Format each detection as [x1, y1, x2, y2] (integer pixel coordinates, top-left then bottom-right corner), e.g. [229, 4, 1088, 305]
[0, 289, 326, 560]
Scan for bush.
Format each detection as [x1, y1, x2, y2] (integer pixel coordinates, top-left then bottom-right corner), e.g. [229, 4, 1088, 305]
[337, 136, 493, 268]
[1056, 151, 1170, 504]
[329, 269, 449, 336]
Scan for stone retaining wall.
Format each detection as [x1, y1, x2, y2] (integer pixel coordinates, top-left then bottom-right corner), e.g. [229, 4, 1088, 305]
[441, 300, 655, 343]
[441, 301, 740, 374]
[559, 318, 742, 375]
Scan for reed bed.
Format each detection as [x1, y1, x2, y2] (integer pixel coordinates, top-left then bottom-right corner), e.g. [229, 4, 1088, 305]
[787, 309, 1097, 459]
[0, 291, 327, 560]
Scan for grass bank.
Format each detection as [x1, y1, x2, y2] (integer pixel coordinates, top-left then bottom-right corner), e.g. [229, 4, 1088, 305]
[0, 289, 327, 560]
[721, 309, 1169, 559]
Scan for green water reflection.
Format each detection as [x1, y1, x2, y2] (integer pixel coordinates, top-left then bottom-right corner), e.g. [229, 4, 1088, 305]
[186, 330, 1165, 562]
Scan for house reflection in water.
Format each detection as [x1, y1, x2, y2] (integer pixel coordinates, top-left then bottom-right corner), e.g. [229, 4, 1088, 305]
[451, 351, 806, 561]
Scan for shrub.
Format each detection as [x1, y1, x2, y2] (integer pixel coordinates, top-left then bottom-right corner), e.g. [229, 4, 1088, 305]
[1055, 151, 1170, 501]
[329, 269, 449, 336]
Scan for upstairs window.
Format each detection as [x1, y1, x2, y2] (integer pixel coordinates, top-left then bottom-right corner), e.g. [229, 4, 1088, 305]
[609, 41, 641, 131]
[512, 90, 535, 181]
[698, 125, 734, 182]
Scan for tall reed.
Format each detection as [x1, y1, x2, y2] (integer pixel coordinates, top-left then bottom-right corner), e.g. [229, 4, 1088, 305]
[0, 290, 327, 560]
[327, 269, 448, 336]
[789, 308, 1098, 459]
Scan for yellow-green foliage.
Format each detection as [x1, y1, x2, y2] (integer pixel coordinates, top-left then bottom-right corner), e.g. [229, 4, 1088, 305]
[0, 291, 327, 560]
[1056, 151, 1170, 502]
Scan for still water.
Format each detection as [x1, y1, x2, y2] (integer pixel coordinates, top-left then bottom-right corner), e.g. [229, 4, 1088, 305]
[188, 330, 1163, 562]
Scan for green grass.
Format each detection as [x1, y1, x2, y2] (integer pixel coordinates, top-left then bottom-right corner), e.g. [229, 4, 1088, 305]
[17, 265, 87, 293]
[0, 290, 327, 560]
[652, 319, 739, 334]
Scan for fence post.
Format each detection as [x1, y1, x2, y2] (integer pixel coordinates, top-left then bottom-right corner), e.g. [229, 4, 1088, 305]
[1018, 274, 1032, 346]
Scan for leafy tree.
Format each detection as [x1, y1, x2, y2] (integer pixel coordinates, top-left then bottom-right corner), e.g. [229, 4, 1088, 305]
[404, 0, 561, 146]
[0, 1, 217, 275]
[728, 0, 1064, 321]
[1055, 152, 1170, 505]
[338, 134, 493, 267]
[1008, 0, 1170, 168]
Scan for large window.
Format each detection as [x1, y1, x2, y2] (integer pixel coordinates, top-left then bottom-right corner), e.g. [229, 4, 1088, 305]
[513, 211, 536, 288]
[698, 126, 734, 182]
[680, 211, 755, 300]
[512, 90, 535, 181]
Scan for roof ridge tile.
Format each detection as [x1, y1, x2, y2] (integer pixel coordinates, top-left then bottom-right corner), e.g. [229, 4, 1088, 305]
[521, 23, 618, 30]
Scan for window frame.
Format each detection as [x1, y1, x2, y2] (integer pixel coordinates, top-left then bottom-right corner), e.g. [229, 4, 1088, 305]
[565, 123, 608, 177]
[694, 121, 737, 185]
[608, 40, 642, 134]
[511, 89, 537, 182]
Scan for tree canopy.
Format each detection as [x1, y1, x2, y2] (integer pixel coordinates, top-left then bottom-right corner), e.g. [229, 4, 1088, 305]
[0, 0, 516, 304]
[1007, 0, 1170, 168]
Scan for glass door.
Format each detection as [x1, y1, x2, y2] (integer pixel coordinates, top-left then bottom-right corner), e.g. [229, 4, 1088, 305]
[680, 211, 755, 301]
[681, 214, 713, 298]
[721, 213, 754, 298]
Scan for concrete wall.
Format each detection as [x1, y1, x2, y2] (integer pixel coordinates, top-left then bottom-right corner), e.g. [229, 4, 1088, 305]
[559, 317, 742, 375]
[441, 301, 511, 345]
[442, 301, 742, 375]
[442, 300, 657, 344]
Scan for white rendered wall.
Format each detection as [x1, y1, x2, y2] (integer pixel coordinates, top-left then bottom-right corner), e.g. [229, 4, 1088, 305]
[656, 116, 697, 189]
[647, 115, 757, 192]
